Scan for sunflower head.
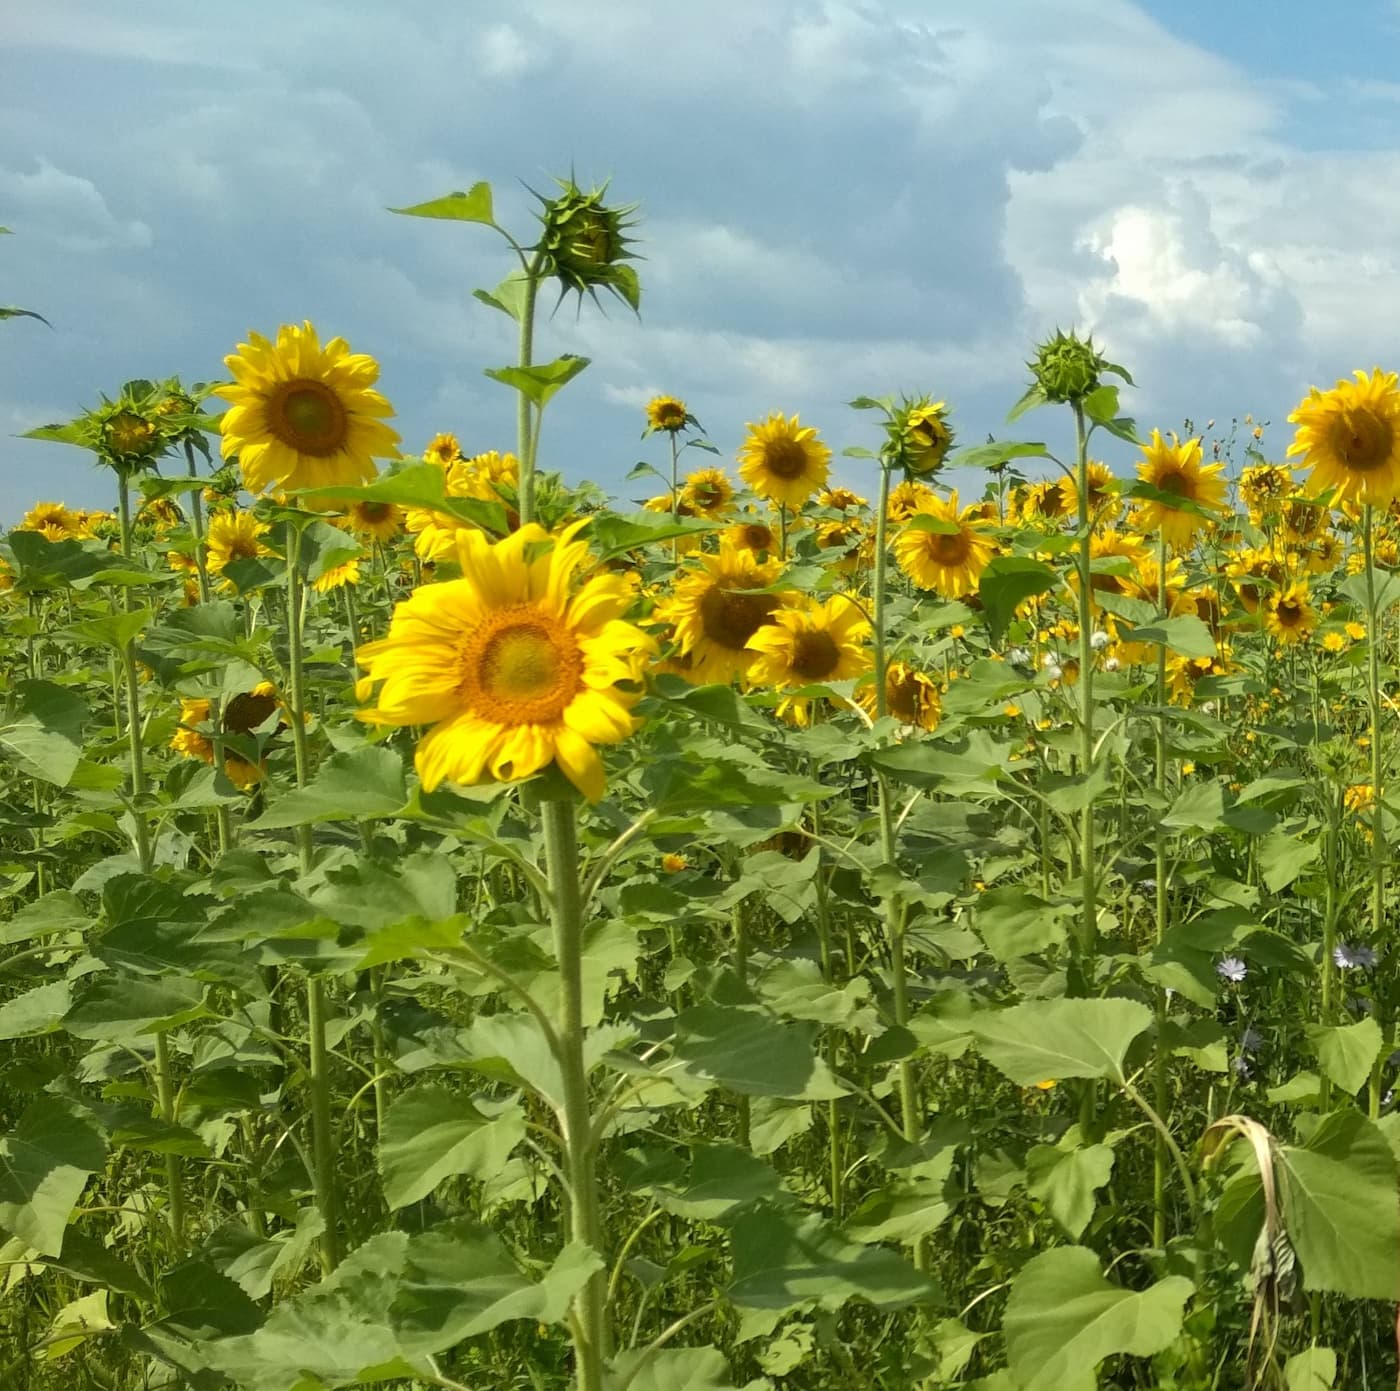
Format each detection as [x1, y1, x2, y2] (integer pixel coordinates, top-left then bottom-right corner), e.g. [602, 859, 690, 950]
[680, 467, 735, 519]
[737, 413, 832, 510]
[346, 499, 405, 542]
[1263, 580, 1318, 646]
[1131, 429, 1227, 548]
[887, 397, 954, 477]
[1028, 329, 1118, 406]
[645, 395, 690, 435]
[1288, 369, 1400, 508]
[536, 177, 641, 310]
[218, 321, 401, 501]
[358, 520, 653, 802]
[893, 490, 996, 599]
[424, 432, 463, 467]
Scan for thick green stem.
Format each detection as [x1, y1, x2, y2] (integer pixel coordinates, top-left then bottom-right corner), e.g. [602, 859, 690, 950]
[542, 798, 607, 1391]
[1364, 506, 1389, 1118]
[516, 254, 545, 527]
[872, 465, 893, 720]
[285, 524, 340, 1269]
[1152, 526, 1169, 1247]
[117, 474, 184, 1249]
[1073, 404, 1097, 976]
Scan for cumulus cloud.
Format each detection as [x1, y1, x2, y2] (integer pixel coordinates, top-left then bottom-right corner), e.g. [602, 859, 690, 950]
[0, 159, 152, 252]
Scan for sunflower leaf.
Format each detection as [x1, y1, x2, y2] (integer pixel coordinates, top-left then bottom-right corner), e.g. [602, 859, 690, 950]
[388, 182, 495, 225]
[978, 556, 1058, 642]
[484, 355, 591, 408]
[1, 306, 50, 326]
[950, 440, 1049, 470]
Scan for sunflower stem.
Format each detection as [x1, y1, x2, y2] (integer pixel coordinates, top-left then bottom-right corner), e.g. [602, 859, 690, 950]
[542, 797, 608, 1391]
[1072, 403, 1097, 981]
[516, 252, 545, 528]
[1363, 505, 1389, 1119]
[1152, 525, 1170, 1248]
[116, 472, 185, 1253]
[285, 522, 341, 1271]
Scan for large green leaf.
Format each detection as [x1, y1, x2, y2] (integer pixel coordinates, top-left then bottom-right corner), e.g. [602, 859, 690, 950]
[609, 1346, 765, 1391]
[0, 680, 88, 786]
[1284, 1346, 1337, 1390]
[484, 354, 590, 408]
[970, 999, 1152, 1086]
[1307, 1018, 1382, 1096]
[1025, 1142, 1115, 1239]
[673, 1005, 847, 1101]
[248, 745, 408, 828]
[378, 1088, 524, 1209]
[1002, 1246, 1192, 1391]
[728, 1209, 937, 1313]
[63, 977, 207, 1043]
[0, 1099, 106, 1255]
[978, 556, 1059, 642]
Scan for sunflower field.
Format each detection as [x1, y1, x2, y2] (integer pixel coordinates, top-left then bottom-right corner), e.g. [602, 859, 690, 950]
[4, 179, 1400, 1391]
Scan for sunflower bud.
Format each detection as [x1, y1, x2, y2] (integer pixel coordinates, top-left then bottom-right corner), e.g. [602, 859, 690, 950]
[887, 397, 953, 477]
[101, 408, 161, 465]
[536, 177, 641, 310]
[1029, 329, 1110, 405]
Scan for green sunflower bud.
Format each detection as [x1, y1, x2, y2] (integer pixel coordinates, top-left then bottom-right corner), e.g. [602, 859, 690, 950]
[536, 176, 641, 311]
[1029, 329, 1110, 405]
[888, 396, 954, 477]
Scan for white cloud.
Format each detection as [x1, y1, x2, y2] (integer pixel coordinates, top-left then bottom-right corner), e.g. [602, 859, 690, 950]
[0, 159, 151, 251]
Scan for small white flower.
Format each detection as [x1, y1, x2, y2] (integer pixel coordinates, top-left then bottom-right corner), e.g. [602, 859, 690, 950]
[1043, 663, 1064, 682]
[1201, 701, 1217, 714]
[1041, 652, 1059, 669]
[1104, 656, 1121, 672]
[1090, 629, 1110, 650]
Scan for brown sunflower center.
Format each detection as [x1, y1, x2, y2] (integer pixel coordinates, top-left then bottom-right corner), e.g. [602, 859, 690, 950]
[790, 630, 841, 682]
[269, 379, 349, 457]
[460, 606, 583, 724]
[699, 585, 778, 652]
[1276, 600, 1303, 626]
[226, 532, 261, 562]
[1331, 407, 1395, 473]
[1156, 468, 1189, 496]
[928, 529, 971, 565]
[358, 501, 393, 523]
[763, 439, 812, 480]
[740, 524, 774, 551]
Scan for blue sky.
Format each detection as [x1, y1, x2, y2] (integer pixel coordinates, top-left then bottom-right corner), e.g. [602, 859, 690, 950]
[4, 0, 1400, 521]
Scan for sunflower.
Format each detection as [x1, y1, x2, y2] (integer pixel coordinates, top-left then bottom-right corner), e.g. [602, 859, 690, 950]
[857, 660, 941, 731]
[406, 452, 521, 561]
[893, 490, 996, 598]
[819, 487, 867, 512]
[1302, 533, 1343, 574]
[747, 594, 871, 692]
[886, 480, 936, 524]
[1288, 369, 1400, 507]
[424, 432, 463, 467]
[312, 557, 362, 593]
[645, 395, 689, 434]
[655, 540, 792, 684]
[1226, 546, 1288, 614]
[169, 696, 266, 789]
[1240, 463, 1293, 520]
[346, 499, 405, 543]
[724, 515, 781, 559]
[357, 520, 652, 802]
[1076, 529, 1150, 609]
[1058, 461, 1121, 524]
[1131, 430, 1227, 547]
[737, 413, 831, 509]
[1014, 480, 1069, 527]
[218, 321, 401, 499]
[206, 510, 272, 586]
[681, 467, 735, 519]
[19, 501, 82, 537]
[1166, 649, 1235, 706]
[1263, 581, 1318, 645]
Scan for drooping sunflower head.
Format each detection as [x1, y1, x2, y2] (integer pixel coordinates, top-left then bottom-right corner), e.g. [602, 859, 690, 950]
[655, 540, 792, 685]
[645, 395, 690, 435]
[1288, 369, 1400, 508]
[893, 490, 996, 599]
[887, 397, 953, 477]
[737, 413, 832, 510]
[858, 660, 941, 732]
[358, 520, 653, 802]
[1131, 429, 1227, 547]
[312, 556, 362, 593]
[1014, 479, 1069, 527]
[681, 467, 735, 519]
[1077, 528, 1150, 608]
[218, 321, 401, 500]
[1226, 546, 1287, 614]
[819, 487, 867, 513]
[424, 432, 463, 468]
[886, 480, 937, 524]
[1166, 649, 1234, 706]
[1263, 580, 1318, 646]
[1240, 463, 1294, 521]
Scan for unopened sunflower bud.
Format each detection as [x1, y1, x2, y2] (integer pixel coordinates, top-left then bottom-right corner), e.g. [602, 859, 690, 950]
[537, 176, 641, 310]
[1029, 328, 1111, 405]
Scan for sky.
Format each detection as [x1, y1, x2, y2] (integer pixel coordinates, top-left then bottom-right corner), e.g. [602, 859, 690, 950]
[4, 0, 1400, 521]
